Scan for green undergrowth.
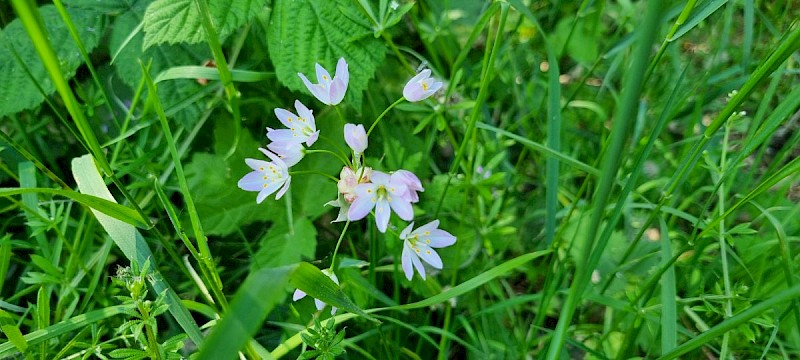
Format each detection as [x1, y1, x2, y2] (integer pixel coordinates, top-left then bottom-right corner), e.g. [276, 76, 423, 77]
[1, 0, 800, 359]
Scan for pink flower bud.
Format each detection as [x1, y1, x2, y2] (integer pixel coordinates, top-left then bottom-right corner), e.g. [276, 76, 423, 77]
[344, 123, 368, 154]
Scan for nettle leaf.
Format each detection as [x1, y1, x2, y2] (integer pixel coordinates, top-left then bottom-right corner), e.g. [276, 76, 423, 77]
[268, 0, 386, 110]
[142, 0, 267, 49]
[0, 5, 103, 117]
[110, 0, 210, 127]
[251, 217, 316, 271]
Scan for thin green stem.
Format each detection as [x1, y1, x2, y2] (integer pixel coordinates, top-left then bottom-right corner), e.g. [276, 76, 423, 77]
[193, 0, 242, 159]
[329, 221, 351, 272]
[717, 115, 733, 360]
[288, 170, 339, 183]
[382, 32, 415, 74]
[305, 149, 351, 168]
[367, 97, 405, 136]
[140, 62, 228, 313]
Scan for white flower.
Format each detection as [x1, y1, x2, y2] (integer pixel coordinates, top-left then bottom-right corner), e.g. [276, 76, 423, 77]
[400, 220, 456, 280]
[403, 69, 443, 102]
[267, 100, 319, 146]
[292, 268, 339, 315]
[237, 148, 292, 203]
[298, 58, 349, 106]
[347, 171, 413, 233]
[266, 140, 305, 167]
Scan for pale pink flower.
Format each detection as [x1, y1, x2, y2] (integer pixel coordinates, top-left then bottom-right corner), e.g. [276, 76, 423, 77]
[344, 123, 368, 154]
[298, 58, 349, 105]
[267, 100, 319, 146]
[237, 148, 291, 203]
[403, 69, 443, 102]
[266, 140, 305, 167]
[393, 170, 423, 203]
[400, 220, 456, 280]
[347, 171, 413, 233]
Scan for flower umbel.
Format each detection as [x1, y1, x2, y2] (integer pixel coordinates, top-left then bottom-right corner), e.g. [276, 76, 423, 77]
[293, 268, 340, 315]
[267, 100, 319, 146]
[237, 148, 292, 203]
[347, 171, 413, 233]
[400, 220, 457, 280]
[298, 57, 349, 106]
[403, 69, 443, 102]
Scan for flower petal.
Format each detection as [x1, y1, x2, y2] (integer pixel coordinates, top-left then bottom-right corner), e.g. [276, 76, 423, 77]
[274, 108, 296, 128]
[267, 129, 300, 143]
[237, 171, 266, 191]
[335, 57, 349, 88]
[329, 78, 346, 105]
[275, 176, 292, 199]
[415, 243, 443, 269]
[313, 298, 326, 311]
[370, 171, 390, 185]
[389, 196, 413, 221]
[414, 220, 440, 234]
[315, 63, 332, 86]
[426, 229, 457, 248]
[244, 158, 269, 171]
[293, 289, 306, 301]
[306, 130, 320, 147]
[375, 199, 391, 232]
[410, 247, 426, 279]
[257, 181, 283, 203]
[401, 244, 414, 280]
[399, 222, 414, 239]
[347, 195, 374, 221]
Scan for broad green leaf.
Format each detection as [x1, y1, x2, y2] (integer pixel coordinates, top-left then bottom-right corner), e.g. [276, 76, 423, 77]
[289, 262, 376, 322]
[0, 5, 103, 117]
[268, 0, 386, 110]
[197, 265, 296, 360]
[251, 218, 316, 270]
[110, 0, 210, 127]
[142, 0, 267, 49]
[71, 154, 204, 346]
[0, 187, 148, 229]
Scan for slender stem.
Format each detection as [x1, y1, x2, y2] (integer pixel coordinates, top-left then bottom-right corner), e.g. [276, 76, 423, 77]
[334, 105, 347, 127]
[718, 115, 734, 359]
[329, 221, 351, 271]
[288, 170, 339, 183]
[367, 97, 405, 136]
[141, 62, 229, 313]
[382, 32, 415, 74]
[193, 0, 242, 159]
[305, 149, 351, 167]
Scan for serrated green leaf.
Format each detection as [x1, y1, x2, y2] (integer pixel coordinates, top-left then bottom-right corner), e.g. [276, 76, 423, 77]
[268, 0, 386, 110]
[142, 0, 267, 49]
[0, 5, 103, 117]
[110, 0, 210, 127]
[251, 218, 316, 270]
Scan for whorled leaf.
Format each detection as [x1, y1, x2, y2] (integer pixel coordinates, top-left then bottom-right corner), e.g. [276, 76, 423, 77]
[142, 0, 267, 49]
[268, 0, 386, 110]
[0, 5, 103, 117]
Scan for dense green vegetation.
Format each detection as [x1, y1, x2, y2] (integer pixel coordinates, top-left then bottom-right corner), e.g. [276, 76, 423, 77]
[1, 0, 800, 358]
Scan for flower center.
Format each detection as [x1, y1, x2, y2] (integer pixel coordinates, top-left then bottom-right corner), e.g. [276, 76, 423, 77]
[421, 81, 429, 91]
[376, 185, 388, 199]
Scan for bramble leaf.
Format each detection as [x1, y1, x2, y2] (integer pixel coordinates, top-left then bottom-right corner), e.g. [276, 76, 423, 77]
[268, 0, 386, 110]
[142, 0, 267, 49]
[0, 5, 103, 117]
